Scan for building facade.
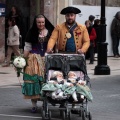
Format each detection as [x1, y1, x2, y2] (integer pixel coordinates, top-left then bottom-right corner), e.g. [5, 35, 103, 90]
[0, 0, 120, 62]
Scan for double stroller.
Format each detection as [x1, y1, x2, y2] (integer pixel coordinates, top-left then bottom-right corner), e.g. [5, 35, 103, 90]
[41, 53, 92, 120]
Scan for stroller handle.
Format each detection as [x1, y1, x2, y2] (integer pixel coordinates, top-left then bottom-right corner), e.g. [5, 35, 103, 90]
[45, 52, 85, 57]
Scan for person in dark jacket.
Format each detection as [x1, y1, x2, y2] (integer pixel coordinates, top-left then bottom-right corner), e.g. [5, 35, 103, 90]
[111, 11, 120, 58]
[88, 15, 95, 26]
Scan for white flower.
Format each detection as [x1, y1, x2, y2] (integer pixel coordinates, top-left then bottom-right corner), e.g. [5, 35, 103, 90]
[13, 57, 26, 68]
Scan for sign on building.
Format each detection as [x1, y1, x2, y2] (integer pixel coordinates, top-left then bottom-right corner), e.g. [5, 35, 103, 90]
[0, 3, 5, 17]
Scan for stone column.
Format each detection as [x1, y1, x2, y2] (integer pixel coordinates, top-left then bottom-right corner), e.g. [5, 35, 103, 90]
[30, 0, 44, 27]
[44, 0, 57, 26]
[0, 17, 5, 63]
[57, 0, 69, 24]
[30, 0, 36, 27]
[36, 0, 40, 15]
[0, 0, 5, 63]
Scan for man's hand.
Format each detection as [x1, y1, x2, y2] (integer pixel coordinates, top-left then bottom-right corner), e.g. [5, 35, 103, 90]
[77, 49, 84, 54]
[46, 49, 53, 54]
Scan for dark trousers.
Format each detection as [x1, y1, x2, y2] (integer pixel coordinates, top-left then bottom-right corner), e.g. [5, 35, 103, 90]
[111, 34, 120, 56]
[85, 42, 94, 63]
[89, 43, 94, 63]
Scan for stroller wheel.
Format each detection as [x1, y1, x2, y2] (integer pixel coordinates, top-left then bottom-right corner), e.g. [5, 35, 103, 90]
[68, 111, 71, 120]
[62, 111, 66, 120]
[48, 110, 52, 120]
[71, 110, 79, 114]
[42, 110, 46, 120]
[81, 110, 86, 120]
[79, 110, 82, 117]
[87, 112, 92, 120]
[60, 110, 62, 116]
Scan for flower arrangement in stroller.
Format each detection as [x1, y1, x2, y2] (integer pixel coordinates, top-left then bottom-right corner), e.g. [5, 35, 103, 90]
[41, 54, 93, 120]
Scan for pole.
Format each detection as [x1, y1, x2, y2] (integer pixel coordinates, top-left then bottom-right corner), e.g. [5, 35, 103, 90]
[36, 0, 40, 15]
[94, 0, 110, 75]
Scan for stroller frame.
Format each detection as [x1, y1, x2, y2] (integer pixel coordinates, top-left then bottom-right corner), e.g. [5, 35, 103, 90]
[41, 53, 92, 120]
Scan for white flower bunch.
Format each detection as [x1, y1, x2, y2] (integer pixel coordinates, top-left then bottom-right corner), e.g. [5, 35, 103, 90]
[13, 56, 26, 69]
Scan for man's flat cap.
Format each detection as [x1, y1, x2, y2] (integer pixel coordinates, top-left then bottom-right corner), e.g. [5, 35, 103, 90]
[60, 6, 81, 15]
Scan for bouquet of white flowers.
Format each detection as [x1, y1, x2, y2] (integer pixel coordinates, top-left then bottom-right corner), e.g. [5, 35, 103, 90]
[13, 56, 27, 77]
[13, 56, 26, 68]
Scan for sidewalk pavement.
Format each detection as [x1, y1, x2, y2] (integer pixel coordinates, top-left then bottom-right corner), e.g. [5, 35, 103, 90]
[0, 56, 120, 87]
[86, 56, 120, 79]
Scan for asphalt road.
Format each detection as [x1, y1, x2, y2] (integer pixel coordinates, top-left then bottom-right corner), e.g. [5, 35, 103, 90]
[0, 75, 120, 120]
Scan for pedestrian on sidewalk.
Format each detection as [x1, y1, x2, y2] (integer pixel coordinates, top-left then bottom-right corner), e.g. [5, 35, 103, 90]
[111, 11, 120, 58]
[2, 18, 20, 67]
[23, 14, 54, 113]
[85, 20, 96, 64]
[93, 19, 100, 54]
[88, 15, 95, 26]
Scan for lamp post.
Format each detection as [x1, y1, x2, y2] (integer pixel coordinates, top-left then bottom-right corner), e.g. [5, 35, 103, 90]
[94, 0, 110, 75]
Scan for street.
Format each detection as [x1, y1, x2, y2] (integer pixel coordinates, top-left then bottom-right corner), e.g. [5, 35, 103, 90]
[89, 75, 120, 120]
[0, 75, 120, 120]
